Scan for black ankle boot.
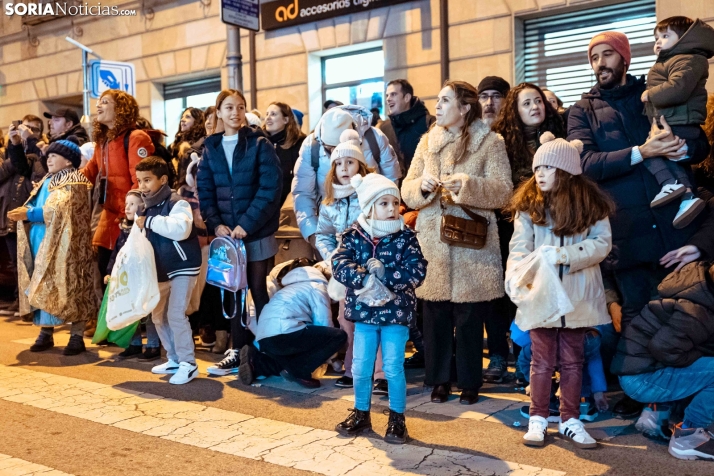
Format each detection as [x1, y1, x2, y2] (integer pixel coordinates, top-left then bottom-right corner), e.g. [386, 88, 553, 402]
[384, 410, 408, 444]
[63, 334, 86, 356]
[30, 332, 54, 352]
[336, 409, 372, 436]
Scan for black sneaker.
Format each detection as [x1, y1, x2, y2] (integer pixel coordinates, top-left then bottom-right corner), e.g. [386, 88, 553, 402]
[29, 333, 54, 352]
[63, 334, 86, 356]
[384, 409, 409, 444]
[117, 345, 143, 360]
[238, 345, 256, 385]
[336, 409, 372, 436]
[373, 379, 388, 395]
[207, 348, 240, 376]
[404, 351, 425, 369]
[335, 376, 353, 388]
[520, 405, 561, 423]
[138, 347, 161, 362]
[483, 355, 508, 383]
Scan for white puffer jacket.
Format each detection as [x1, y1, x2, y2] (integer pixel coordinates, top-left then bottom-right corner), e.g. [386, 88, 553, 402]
[506, 212, 613, 329]
[254, 266, 332, 342]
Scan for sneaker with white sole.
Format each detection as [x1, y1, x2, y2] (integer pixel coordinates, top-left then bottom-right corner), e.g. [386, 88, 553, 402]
[635, 403, 671, 441]
[669, 424, 714, 461]
[206, 348, 240, 376]
[152, 359, 180, 374]
[559, 418, 597, 449]
[579, 398, 599, 422]
[169, 362, 198, 385]
[523, 416, 548, 447]
[673, 197, 705, 229]
[650, 183, 686, 208]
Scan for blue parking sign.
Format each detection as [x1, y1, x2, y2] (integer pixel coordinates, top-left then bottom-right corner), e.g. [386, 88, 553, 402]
[89, 60, 136, 98]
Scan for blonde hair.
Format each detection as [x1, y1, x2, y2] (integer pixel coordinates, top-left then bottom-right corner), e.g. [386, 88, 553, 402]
[322, 161, 373, 205]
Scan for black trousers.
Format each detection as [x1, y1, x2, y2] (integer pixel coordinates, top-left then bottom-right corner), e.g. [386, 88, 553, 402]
[613, 264, 671, 332]
[257, 326, 347, 380]
[423, 299, 497, 391]
[230, 257, 274, 350]
[97, 246, 112, 293]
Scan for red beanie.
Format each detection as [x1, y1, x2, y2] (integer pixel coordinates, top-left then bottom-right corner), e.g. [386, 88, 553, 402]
[588, 31, 631, 70]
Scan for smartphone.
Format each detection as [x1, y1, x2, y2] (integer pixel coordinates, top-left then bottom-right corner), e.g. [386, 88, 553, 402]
[11, 120, 22, 127]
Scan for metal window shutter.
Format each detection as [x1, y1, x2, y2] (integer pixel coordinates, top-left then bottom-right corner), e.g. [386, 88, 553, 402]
[524, 0, 656, 107]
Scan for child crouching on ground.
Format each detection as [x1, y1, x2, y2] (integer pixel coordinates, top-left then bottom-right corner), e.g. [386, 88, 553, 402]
[333, 173, 427, 444]
[506, 133, 614, 449]
[135, 156, 202, 385]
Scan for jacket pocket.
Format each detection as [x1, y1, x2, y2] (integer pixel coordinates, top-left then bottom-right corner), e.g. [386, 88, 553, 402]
[173, 241, 188, 261]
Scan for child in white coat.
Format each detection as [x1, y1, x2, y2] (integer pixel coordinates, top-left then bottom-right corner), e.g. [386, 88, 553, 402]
[506, 132, 615, 449]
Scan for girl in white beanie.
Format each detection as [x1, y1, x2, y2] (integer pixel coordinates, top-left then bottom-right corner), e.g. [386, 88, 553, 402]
[332, 172, 428, 445]
[505, 132, 615, 449]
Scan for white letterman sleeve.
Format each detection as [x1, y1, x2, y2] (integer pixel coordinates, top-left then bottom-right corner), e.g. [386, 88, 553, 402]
[145, 200, 194, 241]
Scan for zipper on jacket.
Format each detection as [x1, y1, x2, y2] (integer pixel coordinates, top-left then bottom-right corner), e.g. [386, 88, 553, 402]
[559, 234, 565, 328]
[173, 241, 188, 261]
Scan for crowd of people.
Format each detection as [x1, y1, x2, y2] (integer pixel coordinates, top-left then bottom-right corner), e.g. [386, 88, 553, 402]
[2, 17, 714, 459]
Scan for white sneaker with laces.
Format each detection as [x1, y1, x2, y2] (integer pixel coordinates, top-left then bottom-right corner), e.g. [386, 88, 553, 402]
[673, 197, 705, 229]
[207, 348, 240, 376]
[559, 418, 597, 449]
[170, 362, 198, 385]
[523, 416, 548, 447]
[151, 359, 179, 374]
[650, 183, 685, 208]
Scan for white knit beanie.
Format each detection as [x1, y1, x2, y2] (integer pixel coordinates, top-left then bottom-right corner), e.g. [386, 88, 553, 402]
[245, 112, 262, 127]
[532, 132, 584, 176]
[330, 130, 366, 165]
[351, 173, 400, 216]
[320, 108, 355, 146]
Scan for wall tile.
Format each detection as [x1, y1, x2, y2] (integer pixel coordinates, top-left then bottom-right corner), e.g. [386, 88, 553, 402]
[450, 52, 514, 86]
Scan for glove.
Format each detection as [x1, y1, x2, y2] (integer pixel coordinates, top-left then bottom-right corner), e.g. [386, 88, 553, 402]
[540, 245, 559, 266]
[366, 258, 385, 279]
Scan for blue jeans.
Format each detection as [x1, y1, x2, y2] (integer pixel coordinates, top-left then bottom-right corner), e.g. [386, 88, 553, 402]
[131, 315, 160, 348]
[353, 322, 409, 413]
[620, 357, 714, 428]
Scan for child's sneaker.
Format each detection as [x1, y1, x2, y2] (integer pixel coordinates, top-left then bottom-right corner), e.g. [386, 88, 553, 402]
[650, 183, 686, 208]
[373, 379, 388, 395]
[169, 362, 198, 385]
[673, 197, 705, 229]
[207, 348, 240, 376]
[335, 409, 372, 436]
[384, 409, 408, 444]
[335, 376, 353, 388]
[635, 403, 671, 441]
[559, 418, 597, 449]
[138, 347, 161, 362]
[669, 424, 714, 461]
[152, 359, 180, 374]
[117, 345, 143, 360]
[579, 398, 599, 422]
[523, 416, 548, 447]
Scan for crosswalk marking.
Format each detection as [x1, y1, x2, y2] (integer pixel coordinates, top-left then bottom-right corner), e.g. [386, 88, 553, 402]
[0, 365, 565, 476]
[0, 453, 73, 476]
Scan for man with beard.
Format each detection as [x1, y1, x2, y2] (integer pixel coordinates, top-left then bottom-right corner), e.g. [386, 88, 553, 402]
[477, 76, 510, 127]
[568, 31, 710, 417]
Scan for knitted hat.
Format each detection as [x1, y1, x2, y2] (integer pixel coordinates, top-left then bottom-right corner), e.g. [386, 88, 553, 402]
[477, 76, 511, 96]
[245, 112, 262, 127]
[330, 130, 366, 165]
[46, 135, 82, 168]
[319, 108, 354, 147]
[351, 173, 400, 215]
[532, 132, 584, 176]
[588, 31, 631, 70]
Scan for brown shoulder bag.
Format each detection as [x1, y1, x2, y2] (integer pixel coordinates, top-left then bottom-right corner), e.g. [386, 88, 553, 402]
[440, 197, 489, 250]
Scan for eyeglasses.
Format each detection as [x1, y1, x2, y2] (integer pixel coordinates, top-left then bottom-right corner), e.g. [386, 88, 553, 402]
[478, 93, 503, 102]
[98, 98, 115, 106]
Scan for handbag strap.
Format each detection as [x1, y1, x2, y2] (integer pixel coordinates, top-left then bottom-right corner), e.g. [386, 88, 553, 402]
[219, 287, 247, 321]
[439, 195, 490, 225]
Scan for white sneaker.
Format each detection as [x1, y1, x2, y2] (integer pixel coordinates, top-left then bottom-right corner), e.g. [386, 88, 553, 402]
[523, 416, 548, 447]
[650, 183, 685, 208]
[151, 359, 180, 374]
[559, 418, 597, 449]
[673, 197, 705, 229]
[169, 362, 198, 385]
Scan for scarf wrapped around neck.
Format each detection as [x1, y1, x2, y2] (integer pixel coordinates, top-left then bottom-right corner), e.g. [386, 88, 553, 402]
[143, 184, 172, 209]
[331, 182, 355, 200]
[357, 213, 405, 239]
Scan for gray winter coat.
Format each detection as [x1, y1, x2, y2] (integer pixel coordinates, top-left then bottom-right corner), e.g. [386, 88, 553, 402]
[314, 192, 362, 262]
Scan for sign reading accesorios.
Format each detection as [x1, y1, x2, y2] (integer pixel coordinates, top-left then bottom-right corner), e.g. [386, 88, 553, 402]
[261, 0, 413, 31]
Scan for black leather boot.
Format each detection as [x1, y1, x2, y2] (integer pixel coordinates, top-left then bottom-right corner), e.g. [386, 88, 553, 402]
[336, 409, 372, 436]
[384, 410, 408, 444]
[430, 383, 451, 403]
[30, 332, 54, 352]
[63, 334, 86, 356]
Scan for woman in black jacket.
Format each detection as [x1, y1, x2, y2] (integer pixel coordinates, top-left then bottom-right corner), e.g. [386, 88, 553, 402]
[263, 102, 306, 205]
[197, 89, 283, 376]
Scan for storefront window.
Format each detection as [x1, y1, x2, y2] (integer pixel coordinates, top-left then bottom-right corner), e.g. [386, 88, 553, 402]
[323, 48, 385, 116]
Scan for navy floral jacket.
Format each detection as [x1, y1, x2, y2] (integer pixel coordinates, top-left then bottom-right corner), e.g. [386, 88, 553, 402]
[332, 224, 427, 326]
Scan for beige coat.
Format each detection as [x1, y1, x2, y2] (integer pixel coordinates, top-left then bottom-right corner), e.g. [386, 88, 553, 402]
[401, 120, 513, 303]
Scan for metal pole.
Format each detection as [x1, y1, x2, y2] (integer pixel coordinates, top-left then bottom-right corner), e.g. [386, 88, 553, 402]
[440, 0, 449, 84]
[249, 30, 257, 110]
[226, 25, 243, 91]
[81, 49, 90, 124]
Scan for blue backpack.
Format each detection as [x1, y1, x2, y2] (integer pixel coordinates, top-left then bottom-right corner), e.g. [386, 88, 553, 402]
[206, 237, 248, 319]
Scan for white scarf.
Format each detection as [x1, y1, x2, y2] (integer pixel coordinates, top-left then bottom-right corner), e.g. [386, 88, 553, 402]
[331, 183, 355, 200]
[357, 213, 405, 239]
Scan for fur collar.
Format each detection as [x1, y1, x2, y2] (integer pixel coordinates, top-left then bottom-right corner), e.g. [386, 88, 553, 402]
[48, 168, 93, 191]
[425, 119, 492, 155]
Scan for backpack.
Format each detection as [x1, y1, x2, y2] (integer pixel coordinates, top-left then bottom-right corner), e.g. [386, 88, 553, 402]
[123, 129, 177, 188]
[310, 127, 381, 172]
[206, 237, 248, 320]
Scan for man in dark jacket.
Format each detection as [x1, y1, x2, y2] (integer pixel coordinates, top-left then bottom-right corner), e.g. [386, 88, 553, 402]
[378, 79, 435, 175]
[44, 108, 90, 145]
[612, 261, 714, 461]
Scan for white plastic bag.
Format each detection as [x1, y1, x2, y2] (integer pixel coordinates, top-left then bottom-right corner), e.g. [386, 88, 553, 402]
[505, 246, 574, 331]
[106, 224, 161, 331]
[354, 274, 396, 307]
[327, 277, 347, 301]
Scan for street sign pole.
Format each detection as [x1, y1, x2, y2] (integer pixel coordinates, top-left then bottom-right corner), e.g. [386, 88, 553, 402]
[220, 0, 259, 92]
[65, 37, 102, 126]
[226, 25, 243, 91]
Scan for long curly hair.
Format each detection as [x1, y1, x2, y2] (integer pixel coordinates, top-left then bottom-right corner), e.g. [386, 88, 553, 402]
[492, 83, 566, 177]
[700, 93, 714, 179]
[170, 107, 205, 157]
[92, 90, 140, 145]
[442, 80, 483, 164]
[264, 102, 303, 149]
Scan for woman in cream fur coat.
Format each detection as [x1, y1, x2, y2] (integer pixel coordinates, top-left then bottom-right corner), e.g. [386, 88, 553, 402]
[401, 80, 513, 405]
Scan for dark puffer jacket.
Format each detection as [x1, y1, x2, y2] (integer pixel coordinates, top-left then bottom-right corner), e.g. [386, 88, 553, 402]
[197, 126, 283, 243]
[332, 224, 427, 326]
[611, 261, 714, 376]
[266, 129, 305, 205]
[50, 122, 90, 146]
[567, 74, 708, 271]
[0, 143, 33, 236]
[378, 98, 435, 173]
[645, 19, 714, 126]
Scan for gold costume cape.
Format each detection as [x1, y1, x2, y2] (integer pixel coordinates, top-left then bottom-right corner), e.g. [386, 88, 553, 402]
[17, 169, 99, 324]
